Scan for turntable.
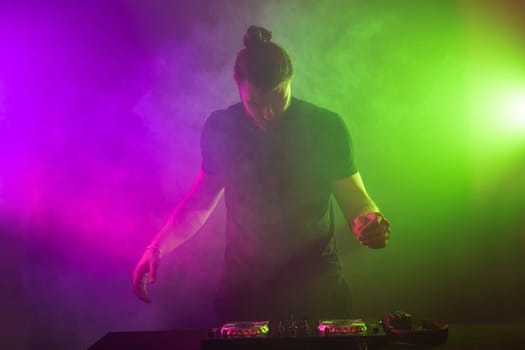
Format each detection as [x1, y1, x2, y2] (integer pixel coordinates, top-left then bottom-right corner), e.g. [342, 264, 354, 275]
[218, 321, 270, 337]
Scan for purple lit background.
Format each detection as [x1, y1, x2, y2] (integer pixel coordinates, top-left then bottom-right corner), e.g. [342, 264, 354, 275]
[1, 1, 241, 348]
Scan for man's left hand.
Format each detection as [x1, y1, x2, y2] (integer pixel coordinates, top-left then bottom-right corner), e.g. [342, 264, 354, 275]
[352, 212, 390, 249]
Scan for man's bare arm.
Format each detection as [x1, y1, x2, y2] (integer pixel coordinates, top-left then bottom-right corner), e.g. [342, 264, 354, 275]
[332, 172, 379, 220]
[332, 172, 390, 249]
[149, 169, 224, 257]
[132, 168, 224, 302]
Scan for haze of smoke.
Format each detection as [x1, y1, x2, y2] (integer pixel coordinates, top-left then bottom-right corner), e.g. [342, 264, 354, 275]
[1, 1, 524, 350]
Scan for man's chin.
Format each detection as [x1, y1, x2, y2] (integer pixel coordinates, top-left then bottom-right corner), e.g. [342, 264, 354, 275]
[251, 119, 269, 131]
[250, 117, 282, 131]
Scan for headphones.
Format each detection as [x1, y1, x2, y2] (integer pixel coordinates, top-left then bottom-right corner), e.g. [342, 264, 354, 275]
[382, 311, 448, 345]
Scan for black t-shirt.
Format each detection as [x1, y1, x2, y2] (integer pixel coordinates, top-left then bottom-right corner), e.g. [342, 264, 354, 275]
[201, 97, 358, 287]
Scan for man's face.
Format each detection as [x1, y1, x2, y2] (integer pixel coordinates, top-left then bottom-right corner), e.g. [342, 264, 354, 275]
[238, 80, 292, 131]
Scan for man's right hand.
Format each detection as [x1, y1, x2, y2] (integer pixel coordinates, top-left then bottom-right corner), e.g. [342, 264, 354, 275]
[132, 247, 160, 303]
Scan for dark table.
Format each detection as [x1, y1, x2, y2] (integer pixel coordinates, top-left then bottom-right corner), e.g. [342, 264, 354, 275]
[88, 323, 525, 350]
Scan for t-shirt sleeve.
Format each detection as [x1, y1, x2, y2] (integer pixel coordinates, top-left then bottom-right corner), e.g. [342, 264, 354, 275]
[326, 114, 358, 181]
[200, 113, 221, 174]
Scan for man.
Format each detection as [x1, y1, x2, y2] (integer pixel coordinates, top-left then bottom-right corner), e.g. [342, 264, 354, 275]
[132, 26, 390, 322]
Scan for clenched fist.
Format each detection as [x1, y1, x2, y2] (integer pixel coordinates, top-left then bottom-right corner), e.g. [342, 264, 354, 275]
[352, 212, 390, 249]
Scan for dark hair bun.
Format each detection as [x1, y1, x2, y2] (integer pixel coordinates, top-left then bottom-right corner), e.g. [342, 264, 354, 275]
[243, 25, 272, 48]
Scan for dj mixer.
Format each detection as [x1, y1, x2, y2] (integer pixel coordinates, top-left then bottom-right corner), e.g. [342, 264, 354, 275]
[201, 318, 387, 350]
[201, 311, 449, 350]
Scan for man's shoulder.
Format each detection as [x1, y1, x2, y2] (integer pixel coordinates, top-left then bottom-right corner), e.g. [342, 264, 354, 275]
[202, 102, 246, 138]
[293, 98, 340, 118]
[209, 102, 244, 120]
[292, 98, 343, 127]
